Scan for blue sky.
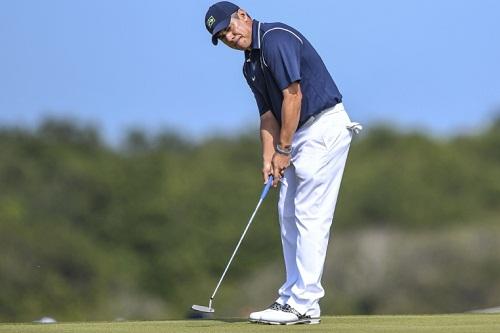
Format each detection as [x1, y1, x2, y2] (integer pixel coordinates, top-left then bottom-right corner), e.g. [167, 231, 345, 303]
[1, 0, 499, 144]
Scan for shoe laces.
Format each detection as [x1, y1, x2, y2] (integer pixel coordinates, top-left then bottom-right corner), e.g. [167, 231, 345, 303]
[268, 302, 282, 311]
[281, 304, 308, 318]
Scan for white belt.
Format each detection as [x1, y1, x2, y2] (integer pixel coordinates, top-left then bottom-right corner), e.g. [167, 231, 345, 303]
[301, 103, 363, 135]
[302, 103, 344, 128]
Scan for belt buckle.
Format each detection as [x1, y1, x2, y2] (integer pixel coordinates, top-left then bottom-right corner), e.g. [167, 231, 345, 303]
[303, 115, 316, 128]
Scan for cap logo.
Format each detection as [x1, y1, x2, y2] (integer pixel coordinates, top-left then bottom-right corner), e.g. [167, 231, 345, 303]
[207, 16, 216, 29]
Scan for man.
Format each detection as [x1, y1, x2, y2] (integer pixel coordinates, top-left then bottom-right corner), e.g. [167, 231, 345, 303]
[204, 1, 361, 325]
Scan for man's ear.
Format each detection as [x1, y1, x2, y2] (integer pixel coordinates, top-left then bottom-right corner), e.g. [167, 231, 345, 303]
[237, 8, 249, 21]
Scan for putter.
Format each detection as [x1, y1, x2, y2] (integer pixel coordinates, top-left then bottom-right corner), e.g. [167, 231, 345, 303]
[192, 175, 274, 314]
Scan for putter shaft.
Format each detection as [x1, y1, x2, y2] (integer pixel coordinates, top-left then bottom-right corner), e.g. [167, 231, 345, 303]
[208, 176, 273, 305]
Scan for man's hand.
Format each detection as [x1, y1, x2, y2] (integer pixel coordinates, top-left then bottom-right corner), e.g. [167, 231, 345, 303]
[260, 82, 301, 187]
[269, 82, 301, 187]
[262, 161, 272, 184]
[260, 111, 279, 184]
[271, 152, 291, 187]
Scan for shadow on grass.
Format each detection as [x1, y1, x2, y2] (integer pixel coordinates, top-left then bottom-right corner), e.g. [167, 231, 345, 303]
[182, 318, 248, 329]
[217, 318, 248, 323]
[186, 310, 248, 324]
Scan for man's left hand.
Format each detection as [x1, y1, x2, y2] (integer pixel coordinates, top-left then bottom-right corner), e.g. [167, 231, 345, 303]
[271, 152, 291, 187]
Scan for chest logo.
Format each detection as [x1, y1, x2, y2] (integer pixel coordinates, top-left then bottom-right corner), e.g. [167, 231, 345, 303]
[207, 16, 215, 29]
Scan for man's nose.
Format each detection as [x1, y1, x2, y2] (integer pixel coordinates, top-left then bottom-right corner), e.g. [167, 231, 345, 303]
[225, 31, 235, 41]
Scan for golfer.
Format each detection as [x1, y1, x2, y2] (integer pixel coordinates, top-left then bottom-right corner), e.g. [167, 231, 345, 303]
[205, 1, 361, 325]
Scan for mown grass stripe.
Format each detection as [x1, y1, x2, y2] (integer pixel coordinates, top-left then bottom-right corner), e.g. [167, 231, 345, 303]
[0, 314, 499, 333]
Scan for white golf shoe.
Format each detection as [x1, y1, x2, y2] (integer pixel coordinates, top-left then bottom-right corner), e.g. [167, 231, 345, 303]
[257, 304, 320, 325]
[248, 302, 282, 322]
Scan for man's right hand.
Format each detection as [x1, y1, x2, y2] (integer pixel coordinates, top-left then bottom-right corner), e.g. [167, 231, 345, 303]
[262, 162, 272, 184]
[260, 111, 280, 185]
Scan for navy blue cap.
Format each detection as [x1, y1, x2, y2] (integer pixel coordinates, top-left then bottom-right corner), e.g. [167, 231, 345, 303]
[205, 1, 239, 45]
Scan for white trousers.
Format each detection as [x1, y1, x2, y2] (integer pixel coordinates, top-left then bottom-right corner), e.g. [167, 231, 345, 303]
[275, 103, 357, 316]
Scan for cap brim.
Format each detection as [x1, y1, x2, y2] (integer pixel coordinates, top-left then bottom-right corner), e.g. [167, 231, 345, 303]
[211, 17, 231, 45]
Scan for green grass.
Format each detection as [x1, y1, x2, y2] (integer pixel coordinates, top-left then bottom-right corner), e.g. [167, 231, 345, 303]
[1, 314, 499, 333]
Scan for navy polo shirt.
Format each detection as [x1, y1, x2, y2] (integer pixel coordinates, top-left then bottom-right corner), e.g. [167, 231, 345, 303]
[243, 20, 342, 129]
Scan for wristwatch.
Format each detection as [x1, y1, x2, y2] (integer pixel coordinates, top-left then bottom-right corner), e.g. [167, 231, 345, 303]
[276, 144, 292, 156]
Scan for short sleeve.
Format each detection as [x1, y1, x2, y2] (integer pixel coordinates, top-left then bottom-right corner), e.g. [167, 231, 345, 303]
[262, 30, 302, 91]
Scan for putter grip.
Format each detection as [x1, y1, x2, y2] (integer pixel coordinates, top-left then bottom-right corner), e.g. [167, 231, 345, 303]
[260, 175, 274, 200]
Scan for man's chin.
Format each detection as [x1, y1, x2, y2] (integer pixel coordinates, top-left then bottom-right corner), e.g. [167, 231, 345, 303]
[230, 44, 246, 51]
[235, 38, 252, 50]
[236, 42, 251, 50]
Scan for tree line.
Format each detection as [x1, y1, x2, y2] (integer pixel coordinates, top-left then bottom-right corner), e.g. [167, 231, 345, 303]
[0, 117, 499, 321]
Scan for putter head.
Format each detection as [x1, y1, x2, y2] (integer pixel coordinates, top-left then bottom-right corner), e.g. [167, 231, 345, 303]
[191, 304, 215, 313]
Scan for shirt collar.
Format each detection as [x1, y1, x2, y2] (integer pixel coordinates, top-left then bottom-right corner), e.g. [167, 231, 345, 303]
[250, 19, 261, 50]
[245, 20, 261, 61]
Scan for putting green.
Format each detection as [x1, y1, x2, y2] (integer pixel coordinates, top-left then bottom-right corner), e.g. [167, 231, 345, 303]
[1, 314, 499, 333]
